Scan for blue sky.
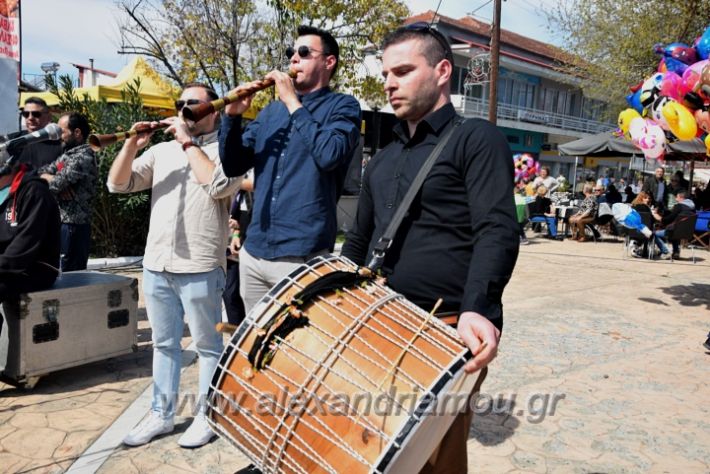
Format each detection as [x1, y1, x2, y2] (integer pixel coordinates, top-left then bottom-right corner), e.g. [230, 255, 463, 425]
[20, 0, 561, 79]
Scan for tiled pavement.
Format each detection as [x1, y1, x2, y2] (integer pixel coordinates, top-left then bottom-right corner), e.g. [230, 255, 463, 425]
[1, 237, 709, 473]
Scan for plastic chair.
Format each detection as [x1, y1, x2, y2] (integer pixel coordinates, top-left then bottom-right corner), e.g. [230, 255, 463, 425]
[617, 211, 654, 259]
[526, 202, 553, 236]
[665, 214, 699, 263]
[692, 210, 710, 250]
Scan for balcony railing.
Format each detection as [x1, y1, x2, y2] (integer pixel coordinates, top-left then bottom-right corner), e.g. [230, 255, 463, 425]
[454, 95, 616, 135]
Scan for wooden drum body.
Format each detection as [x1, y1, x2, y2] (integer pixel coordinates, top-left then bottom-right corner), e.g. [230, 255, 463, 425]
[207, 255, 476, 473]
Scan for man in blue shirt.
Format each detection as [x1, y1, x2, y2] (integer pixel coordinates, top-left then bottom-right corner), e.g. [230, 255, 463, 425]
[219, 25, 361, 312]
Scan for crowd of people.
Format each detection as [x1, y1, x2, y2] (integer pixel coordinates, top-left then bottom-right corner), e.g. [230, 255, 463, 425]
[517, 163, 709, 258]
[1, 20, 709, 474]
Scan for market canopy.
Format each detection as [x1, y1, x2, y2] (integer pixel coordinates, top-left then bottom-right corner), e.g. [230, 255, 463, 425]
[19, 57, 179, 111]
[559, 131, 707, 160]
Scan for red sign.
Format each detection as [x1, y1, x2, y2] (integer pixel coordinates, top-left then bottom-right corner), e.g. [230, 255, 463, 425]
[0, 0, 19, 61]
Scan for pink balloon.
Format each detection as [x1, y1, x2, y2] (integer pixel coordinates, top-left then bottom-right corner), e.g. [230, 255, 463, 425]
[660, 72, 688, 101]
[629, 118, 666, 159]
[681, 59, 709, 93]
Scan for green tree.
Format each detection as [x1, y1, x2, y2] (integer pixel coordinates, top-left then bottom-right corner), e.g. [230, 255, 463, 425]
[545, 0, 710, 115]
[117, 0, 408, 102]
[46, 74, 168, 257]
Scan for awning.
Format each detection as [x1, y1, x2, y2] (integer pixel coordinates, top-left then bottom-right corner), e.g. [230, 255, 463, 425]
[19, 57, 179, 111]
[558, 131, 706, 160]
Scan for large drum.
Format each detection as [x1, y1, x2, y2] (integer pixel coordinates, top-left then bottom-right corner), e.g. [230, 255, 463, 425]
[207, 254, 476, 473]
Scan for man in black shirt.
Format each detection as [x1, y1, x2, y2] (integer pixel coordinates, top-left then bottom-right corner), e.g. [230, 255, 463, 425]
[342, 24, 519, 473]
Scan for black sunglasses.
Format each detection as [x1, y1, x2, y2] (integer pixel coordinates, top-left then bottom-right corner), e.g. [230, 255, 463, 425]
[175, 99, 206, 111]
[403, 22, 454, 64]
[21, 110, 44, 118]
[285, 45, 324, 60]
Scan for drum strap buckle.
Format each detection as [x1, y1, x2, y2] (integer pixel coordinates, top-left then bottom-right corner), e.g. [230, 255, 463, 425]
[367, 237, 392, 271]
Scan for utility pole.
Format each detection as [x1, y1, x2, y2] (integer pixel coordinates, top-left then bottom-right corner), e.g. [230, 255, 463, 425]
[488, 0, 502, 124]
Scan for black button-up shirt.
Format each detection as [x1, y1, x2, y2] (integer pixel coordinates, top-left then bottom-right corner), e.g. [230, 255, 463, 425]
[341, 104, 519, 330]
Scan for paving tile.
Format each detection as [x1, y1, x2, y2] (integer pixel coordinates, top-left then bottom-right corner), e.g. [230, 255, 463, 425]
[2, 249, 709, 472]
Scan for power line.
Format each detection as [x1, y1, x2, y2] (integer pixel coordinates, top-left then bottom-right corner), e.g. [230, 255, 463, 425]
[467, 0, 494, 16]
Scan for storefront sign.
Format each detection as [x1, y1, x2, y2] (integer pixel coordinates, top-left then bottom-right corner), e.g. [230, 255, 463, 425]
[0, 0, 19, 135]
[0, 0, 19, 60]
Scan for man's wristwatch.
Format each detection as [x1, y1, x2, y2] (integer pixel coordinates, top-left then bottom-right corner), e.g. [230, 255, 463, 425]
[181, 140, 196, 151]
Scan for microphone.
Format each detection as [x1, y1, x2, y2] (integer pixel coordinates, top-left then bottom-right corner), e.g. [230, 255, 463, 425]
[0, 123, 62, 155]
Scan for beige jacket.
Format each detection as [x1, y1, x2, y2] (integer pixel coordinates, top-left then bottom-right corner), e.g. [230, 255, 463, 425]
[107, 131, 242, 273]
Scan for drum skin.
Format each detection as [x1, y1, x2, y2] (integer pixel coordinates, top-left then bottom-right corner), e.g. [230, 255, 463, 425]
[208, 255, 473, 474]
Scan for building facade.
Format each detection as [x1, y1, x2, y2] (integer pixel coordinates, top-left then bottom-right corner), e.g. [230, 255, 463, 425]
[355, 11, 620, 185]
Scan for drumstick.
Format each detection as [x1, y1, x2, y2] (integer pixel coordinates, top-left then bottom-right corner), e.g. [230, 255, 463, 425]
[474, 341, 489, 357]
[216, 322, 238, 334]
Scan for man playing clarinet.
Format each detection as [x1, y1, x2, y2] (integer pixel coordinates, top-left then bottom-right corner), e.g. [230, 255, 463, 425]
[218, 25, 362, 313]
[108, 83, 242, 449]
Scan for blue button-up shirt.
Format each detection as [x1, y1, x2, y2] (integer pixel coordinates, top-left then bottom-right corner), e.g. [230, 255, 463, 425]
[219, 87, 361, 259]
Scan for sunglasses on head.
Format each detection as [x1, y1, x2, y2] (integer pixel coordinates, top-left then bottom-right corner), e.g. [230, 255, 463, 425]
[21, 110, 44, 118]
[285, 45, 324, 60]
[175, 99, 206, 111]
[402, 22, 454, 64]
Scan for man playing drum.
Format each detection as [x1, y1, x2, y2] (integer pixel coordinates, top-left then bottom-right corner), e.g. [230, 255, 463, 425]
[342, 23, 520, 472]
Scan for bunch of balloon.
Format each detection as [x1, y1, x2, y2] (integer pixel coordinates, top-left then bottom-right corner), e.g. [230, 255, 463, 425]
[513, 153, 540, 183]
[620, 24, 710, 161]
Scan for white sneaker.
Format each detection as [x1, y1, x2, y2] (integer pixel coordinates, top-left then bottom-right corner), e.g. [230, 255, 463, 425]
[123, 412, 174, 447]
[178, 412, 216, 448]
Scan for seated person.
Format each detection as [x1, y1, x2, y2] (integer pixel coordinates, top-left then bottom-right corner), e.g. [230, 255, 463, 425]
[630, 191, 667, 256]
[623, 185, 636, 204]
[529, 185, 562, 240]
[604, 184, 622, 205]
[594, 185, 607, 203]
[569, 183, 598, 242]
[654, 189, 696, 259]
[0, 153, 61, 341]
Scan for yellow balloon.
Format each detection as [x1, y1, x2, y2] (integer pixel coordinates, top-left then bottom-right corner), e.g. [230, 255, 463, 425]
[704, 134, 710, 156]
[618, 108, 642, 138]
[661, 101, 697, 141]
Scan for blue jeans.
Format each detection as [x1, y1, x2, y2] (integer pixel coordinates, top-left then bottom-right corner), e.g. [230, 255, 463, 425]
[653, 229, 676, 255]
[531, 216, 558, 237]
[143, 267, 225, 419]
[61, 223, 91, 271]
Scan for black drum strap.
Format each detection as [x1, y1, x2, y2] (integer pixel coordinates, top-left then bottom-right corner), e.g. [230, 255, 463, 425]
[367, 118, 464, 271]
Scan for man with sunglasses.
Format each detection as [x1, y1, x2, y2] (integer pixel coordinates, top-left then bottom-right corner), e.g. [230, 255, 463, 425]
[218, 25, 361, 313]
[108, 83, 242, 449]
[342, 24, 519, 473]
[4, 97, 63, 170]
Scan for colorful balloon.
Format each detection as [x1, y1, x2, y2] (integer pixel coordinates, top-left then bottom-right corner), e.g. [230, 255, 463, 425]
[662, 100, 698, 140]
[628, 118, 666, 160]
[695, 25, 710, 60]
[512, 153, 539, 183]
[626, 89, 643, 113]
[654, 42, 698, 65]
[681, 59, 709, 94]
[659, 71, 688, 101]
[650, 96, 671, 130]
[695, 108, 710, 134]
[618, 108, 642, 138]
[639, 73, 663, 107]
